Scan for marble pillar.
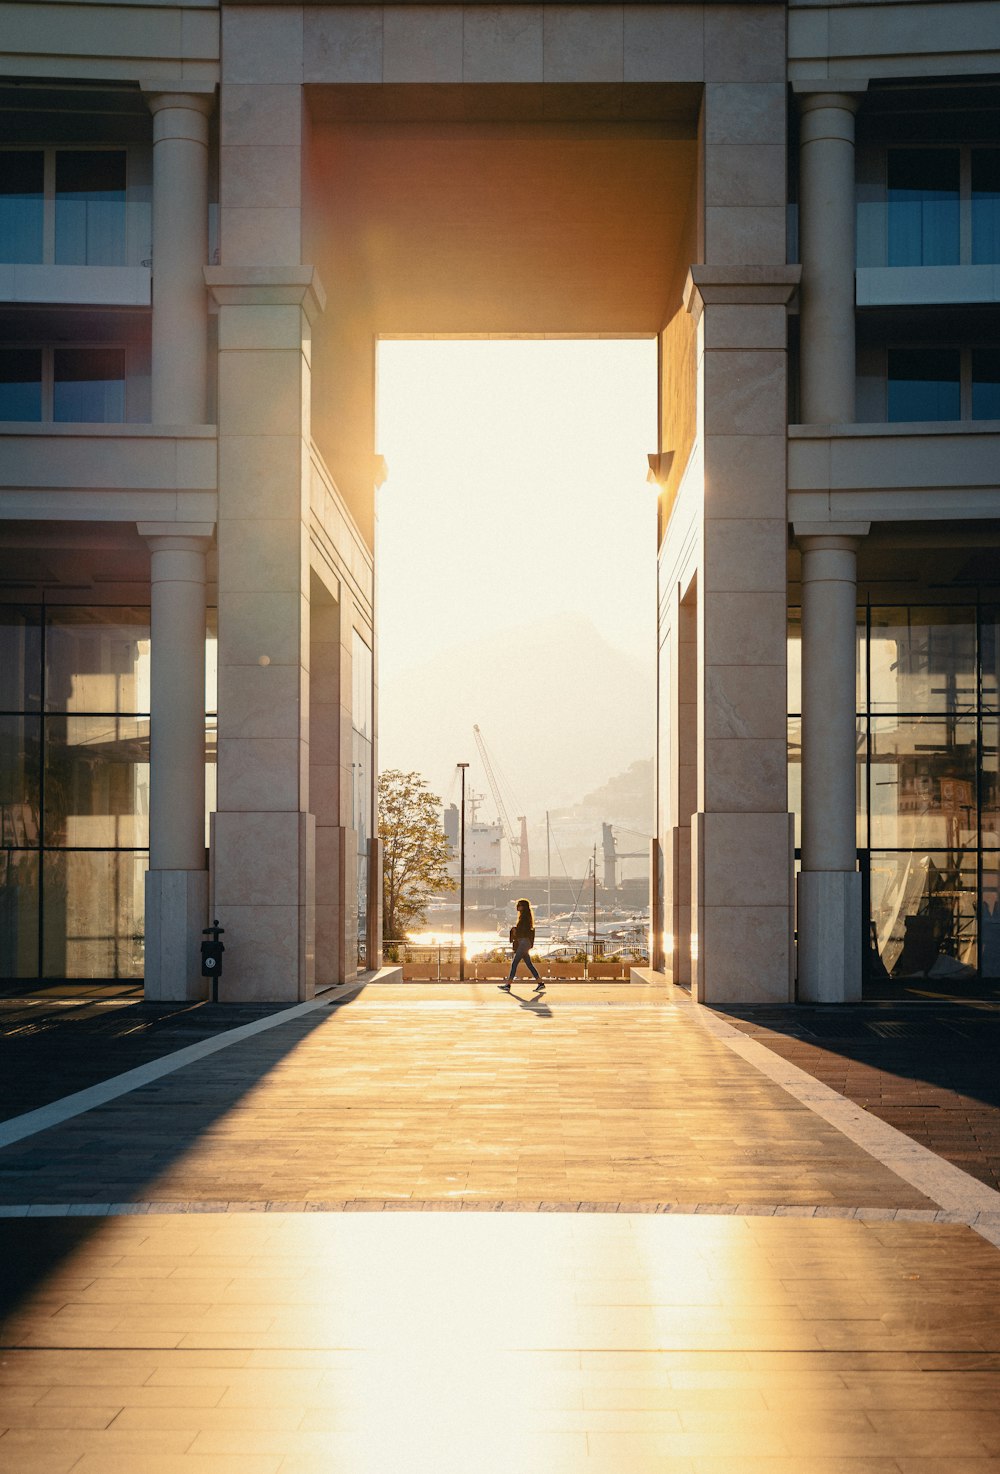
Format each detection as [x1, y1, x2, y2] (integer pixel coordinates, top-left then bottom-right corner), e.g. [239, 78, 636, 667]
[796, 529, 868, 1003]
[144, 89, 214, 425]
[140, 525, 213, 1000]
[685, 266, 800, 1004]
[797, 90, 863, 426]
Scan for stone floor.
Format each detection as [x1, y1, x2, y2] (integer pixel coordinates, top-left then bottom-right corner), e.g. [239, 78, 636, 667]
[0, 980, 998, 1471]
[719, 1001, 1000, 1192]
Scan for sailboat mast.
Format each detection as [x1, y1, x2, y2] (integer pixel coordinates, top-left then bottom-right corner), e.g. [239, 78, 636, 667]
[546, 811, 551, 923]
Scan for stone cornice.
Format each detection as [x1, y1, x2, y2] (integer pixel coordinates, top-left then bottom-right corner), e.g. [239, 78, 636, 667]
[684, 265, 801, 321]
[204, 266, 327, 322]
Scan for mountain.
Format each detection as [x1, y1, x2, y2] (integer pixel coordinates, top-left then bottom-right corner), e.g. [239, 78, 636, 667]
[378, 611, 653, 832]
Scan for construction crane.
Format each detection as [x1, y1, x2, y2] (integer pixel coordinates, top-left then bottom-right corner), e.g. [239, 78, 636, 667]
[473, 724, 530, 878]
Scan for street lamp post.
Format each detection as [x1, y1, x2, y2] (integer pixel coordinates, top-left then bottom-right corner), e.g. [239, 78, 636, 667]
[457, 762, 469, 981]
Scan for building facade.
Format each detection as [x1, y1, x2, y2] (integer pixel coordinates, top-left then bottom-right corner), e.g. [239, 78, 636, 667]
[1, 0, 997, 1003]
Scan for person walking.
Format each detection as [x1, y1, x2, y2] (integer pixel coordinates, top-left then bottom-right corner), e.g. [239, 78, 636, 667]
[500, 897, 544, 993]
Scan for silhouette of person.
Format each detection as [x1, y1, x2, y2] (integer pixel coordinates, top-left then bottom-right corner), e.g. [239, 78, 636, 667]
[500, 897, 543, 992]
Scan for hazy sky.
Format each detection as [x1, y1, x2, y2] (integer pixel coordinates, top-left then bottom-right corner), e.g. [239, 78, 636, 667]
[376, 338, 658, 833]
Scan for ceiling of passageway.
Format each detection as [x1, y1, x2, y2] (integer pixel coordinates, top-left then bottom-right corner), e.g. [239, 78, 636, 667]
[305, 85, 700, 335]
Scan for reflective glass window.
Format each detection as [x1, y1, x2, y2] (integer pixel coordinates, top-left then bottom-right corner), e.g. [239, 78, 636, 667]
[869, 716, 978, 850]
[887, 348, 960, 423]
[983, 608, 1000, 713]
[0, 150, 43, 264]
[53, 347, 126, 424]
[972, 348, 1000, 421]
[887, 149, 960, 266]
[869, 850, 977, 978]
[0, 715, 41, 848]
[42, 850, 146, 979]
[45, 607, 150, 714]
[868, 606, 976, 714]
[972, 149, 1000, 266]
[0, 348, 42, 422]
[981, 717, 999, 849]
[0, 605, 42, 711]
[44, 717, 149, 848]
[0, 850, 40, 979]
[981, 856, 1000, 978]
[55, 150, 126, 266]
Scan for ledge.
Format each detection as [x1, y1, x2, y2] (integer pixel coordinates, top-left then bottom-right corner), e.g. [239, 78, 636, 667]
[788, 421, 1000, 524]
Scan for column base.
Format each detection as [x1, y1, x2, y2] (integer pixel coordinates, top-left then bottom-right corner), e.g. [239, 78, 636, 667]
[691, 811, 795, 1005]
[797, 869, 862, 1003]
[211, 812, 315, 1002]
[144, 869, 209, 1001]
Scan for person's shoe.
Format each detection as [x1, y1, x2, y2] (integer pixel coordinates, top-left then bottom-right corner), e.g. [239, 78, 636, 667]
[533, 981, 546, 992]
[498, 982, 511, 991]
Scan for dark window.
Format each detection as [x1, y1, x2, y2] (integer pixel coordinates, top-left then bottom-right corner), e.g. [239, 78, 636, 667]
[887, 149, 960, 266]
[972, 348, 1000, 420]
[0, 150, 44, 264]
[0, 348, 42, 421]
[887, 348, 960, 422]
[53, 347, 125, 423]
[55, 150, 126, 266]
[972, 149, 1000, 265]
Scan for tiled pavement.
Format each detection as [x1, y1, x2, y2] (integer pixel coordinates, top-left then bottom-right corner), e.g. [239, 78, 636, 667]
[1, 980, 999, 1471]
[718, 1001, 1000, 1193]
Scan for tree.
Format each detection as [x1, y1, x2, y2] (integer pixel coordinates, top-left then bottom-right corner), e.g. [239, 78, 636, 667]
[378, 769, 456, 942]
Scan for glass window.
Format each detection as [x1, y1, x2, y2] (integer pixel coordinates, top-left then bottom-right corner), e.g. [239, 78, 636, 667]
[44, 716, 150, 848]
[0, 715, 41, 848]
[984, 609, 1000, 714]
[887, 348, 960, 423]
[0, 850, 40, 979]
[352, 631, 373, 740]
[0, 605, 42, 711]
[869, 716, 978, 850]
[869, 850, 977, 978]
[55, 150, 126, 266]
[0, 150, 44, 264]
[0, 348, 42, 422]
[42, 850, 146, 979]
[887, 149, 960, 266]
[45, 607, 150, 714]
[972, 348, 1000, 421]
[981, 855, 1000, 978]
[53, 347, 126, 424]
[982, 717, 1000, 849]
[868, 607, 975, 714]
[972, 149, 1000, 266]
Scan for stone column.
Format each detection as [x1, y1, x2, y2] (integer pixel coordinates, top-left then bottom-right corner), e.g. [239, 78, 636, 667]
[139, 523, 213, 1000]
[206, 266, 324, 1001]
[797, 90, 863, 425]
[144, 88, 214, 425]
[685, 266, 800, 1005]
[796, 528, 868, 1003]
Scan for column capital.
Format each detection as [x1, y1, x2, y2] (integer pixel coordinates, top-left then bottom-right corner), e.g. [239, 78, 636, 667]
[142, 87, 215, 144]
[794, 523, 870, 552]
[683, 265, 801, 322]
[204, 265, 327, 323]
[792, 81, 869, 108]
[138, 522, 215, 552]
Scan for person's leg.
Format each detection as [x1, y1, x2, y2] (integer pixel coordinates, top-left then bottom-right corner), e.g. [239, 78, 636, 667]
[507, 941, 523, 981]
[526, 952, 540, 981]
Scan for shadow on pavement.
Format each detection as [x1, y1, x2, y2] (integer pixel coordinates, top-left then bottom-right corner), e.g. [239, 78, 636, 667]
[715, 998, 1000, 1190]
[0, 1002, 337, 1322]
